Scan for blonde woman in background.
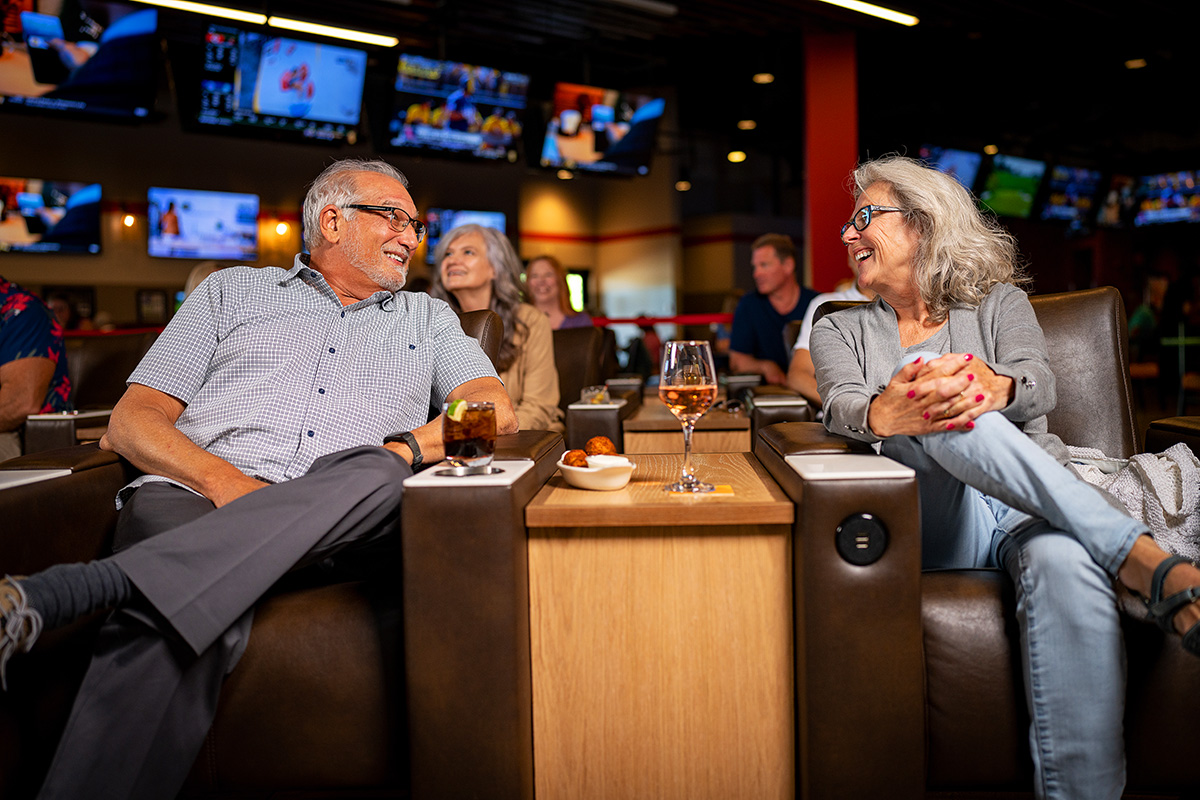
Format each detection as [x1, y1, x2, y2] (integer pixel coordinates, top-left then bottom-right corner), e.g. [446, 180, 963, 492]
[432, 225, 563, 431]
[525, 254, 592, 330]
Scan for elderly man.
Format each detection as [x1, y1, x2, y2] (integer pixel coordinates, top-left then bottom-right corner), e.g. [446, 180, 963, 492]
[0, 158, 516, 800]
[728, 233, 818, 385]
[0, 277, 71, 461]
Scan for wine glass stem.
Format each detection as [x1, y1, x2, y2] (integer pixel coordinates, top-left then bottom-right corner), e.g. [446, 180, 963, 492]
[681, 420, 696, 485]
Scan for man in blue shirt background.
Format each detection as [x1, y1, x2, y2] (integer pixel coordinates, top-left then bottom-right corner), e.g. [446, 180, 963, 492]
[0, 276, 71, 461]
[729, 233, 818, 384]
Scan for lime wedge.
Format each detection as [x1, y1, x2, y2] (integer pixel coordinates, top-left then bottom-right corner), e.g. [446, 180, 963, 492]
[446, 399, 467, 422]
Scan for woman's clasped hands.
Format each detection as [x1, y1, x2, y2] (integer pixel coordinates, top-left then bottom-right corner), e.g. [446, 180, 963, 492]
[867, 352, 1015, 437]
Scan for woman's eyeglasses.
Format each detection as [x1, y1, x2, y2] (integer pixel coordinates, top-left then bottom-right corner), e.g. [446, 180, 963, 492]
[344, 204, 427, 242]
[840, 205, 903, 237]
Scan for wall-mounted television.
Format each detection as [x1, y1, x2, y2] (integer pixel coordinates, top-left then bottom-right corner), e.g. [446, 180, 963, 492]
[1040, 165, 1104, 227]
[1134, 170, 1200, 226]
[0, 177, 101, 254]
[147, 187, 259, 260]
[918, 145, 982, 192]
[190, 23, 367, 143]
[388, 55, 529, 161]
[423, 208, 507, 264]
[539, 83, 665, 176]
[979, 154, 1047, 219]
[1096, 174, 1137, 228]
[0, 1, 158, 120]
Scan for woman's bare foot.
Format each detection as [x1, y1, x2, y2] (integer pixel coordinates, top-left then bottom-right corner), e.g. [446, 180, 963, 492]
[1118, 536, 1200, 637]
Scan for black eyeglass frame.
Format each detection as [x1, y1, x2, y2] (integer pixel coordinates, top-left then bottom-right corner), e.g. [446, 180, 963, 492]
[343, 204, 427, 242]
[840, 205, 903, 237]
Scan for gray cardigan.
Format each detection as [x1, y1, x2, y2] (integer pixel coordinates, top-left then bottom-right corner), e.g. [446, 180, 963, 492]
[810, 283, 1069, 463]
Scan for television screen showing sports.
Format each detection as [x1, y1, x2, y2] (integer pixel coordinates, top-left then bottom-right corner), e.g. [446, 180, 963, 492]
[0, 1, 158, 120]
[423, 208, 507, 264]
[540, 82, 665, 176]
[196, 24, 367, 142]
[147, 187, 259, 260]
[979, 154, 1047, 219]
[389, 55, 529, 161]
[1133, 170, 1200, 226]
[0, 177, 101, 254]
[918, 145, 982, 192]
[1040, 165, 1103, 225]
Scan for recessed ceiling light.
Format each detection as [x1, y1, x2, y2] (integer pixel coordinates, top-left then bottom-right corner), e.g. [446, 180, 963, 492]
[752, 73, 774, 85]
[737, 120, 757, 131]
[727, 151, 747, 163]
[557, 170, 574, 180]
[675, 180, 692, 192]
[1125, 58, 1147, 69]
[984, 144, 999, 155]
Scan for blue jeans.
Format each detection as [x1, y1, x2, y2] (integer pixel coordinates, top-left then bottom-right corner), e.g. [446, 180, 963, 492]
[880, 353, 1146, 800]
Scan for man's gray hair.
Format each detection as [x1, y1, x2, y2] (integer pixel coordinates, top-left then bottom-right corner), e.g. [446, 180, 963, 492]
[302, 159, 409, 253]
[852, 154, 1027, 324]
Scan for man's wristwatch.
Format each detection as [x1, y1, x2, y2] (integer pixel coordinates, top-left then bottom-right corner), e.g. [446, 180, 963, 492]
[384, 431, 422, 469]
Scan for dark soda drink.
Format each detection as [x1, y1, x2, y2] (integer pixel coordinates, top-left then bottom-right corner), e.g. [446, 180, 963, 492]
[442, 402, 496, 467]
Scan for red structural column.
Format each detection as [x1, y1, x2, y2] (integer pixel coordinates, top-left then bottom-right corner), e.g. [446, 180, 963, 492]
[804, 31, 859, 292]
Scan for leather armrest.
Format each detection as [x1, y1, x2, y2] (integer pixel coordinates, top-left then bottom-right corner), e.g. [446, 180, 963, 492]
[1145, 416, 1200, 458]
[23, 410, 112, 455]
[754, 440, 924, 797]
[744, 387, 814, 443]
[563, 390, 640, 452]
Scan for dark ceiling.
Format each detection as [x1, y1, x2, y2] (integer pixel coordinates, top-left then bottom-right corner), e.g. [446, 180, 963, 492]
[177, 0, 1195, 173]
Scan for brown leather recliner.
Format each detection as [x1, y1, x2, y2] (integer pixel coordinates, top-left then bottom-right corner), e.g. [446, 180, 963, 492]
[0, 309, 561, 800]
[754, 287, 1200, 798]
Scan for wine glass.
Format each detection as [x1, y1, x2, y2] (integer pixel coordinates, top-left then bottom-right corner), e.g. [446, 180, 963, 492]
[658, 340, 718, 493]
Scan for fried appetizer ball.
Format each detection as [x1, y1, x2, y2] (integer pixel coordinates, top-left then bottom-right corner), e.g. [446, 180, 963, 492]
[562, 449, 589, 468]
[584, 436, 618, 456]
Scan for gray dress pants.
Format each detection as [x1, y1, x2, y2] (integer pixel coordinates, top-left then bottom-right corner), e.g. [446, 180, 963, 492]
[36, 446, 411, 800]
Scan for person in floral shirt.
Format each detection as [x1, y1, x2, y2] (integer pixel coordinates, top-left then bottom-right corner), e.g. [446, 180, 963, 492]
[0, 275, 71, 461]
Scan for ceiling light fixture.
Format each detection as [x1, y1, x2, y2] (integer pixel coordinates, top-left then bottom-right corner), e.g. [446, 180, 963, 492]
[1125, 58, 1147, 69]
[727, 151, 747, 164]
[557, 169, 574, 180]
[267, 17, 399, 47]
[812, 0, 918, 26]
[737, 120, 757, 130]
[127, 0, 266, 24]
[752, 73, 774, 84]
[983, 144, 999, 155]
[675, 179, 692, 192]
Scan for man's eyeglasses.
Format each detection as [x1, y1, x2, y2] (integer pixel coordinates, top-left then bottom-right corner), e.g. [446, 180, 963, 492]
[840, 205, 903, 237]
[344, 204, 427, 242]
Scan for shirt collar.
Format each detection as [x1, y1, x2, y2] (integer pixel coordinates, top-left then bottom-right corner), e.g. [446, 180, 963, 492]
[284, 253, 399, 311]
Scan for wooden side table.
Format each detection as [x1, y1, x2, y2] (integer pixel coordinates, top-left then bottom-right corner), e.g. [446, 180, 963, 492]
[525, 452, 794, 800]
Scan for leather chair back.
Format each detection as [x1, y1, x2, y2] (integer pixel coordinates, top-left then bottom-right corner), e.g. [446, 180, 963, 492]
[64, 330, 158, 409]
[813, 287, 1138, 457]
[458, 309, 503, 369]
[552, 325, 606, 414]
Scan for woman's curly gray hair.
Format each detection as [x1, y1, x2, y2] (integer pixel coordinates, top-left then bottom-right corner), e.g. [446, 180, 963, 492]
[852, 154, 1028, 323]
[430, 224, 527, 372]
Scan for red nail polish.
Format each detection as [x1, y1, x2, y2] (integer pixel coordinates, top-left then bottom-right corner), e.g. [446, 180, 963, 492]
[907, 390, 916, 398]
[914, 357, 922, 364]
[975, 394, 985, 402]
[946, 423, 955, 430]
[967, 374, 975, 381]
[923, 411, 930, 419]
[965, 421, 975, 430]
[964, 353, 973, 361]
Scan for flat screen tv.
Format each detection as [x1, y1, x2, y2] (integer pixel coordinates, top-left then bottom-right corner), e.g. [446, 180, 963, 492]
[1096, 174, 1137, 228]
[388, 55, 529, 161]
[0, 177, 101, 254]
[539, 83, 665, 176]
[193, 23, 367, 143]
[423, 208, 507, 264]
[1040, 165, 1104, 226]
[979, 154, 1047, 219]
[147, 187, 259, 261]
[1133, 170, 1200, 226]
[918, 145, 982, 192]
[0, 1, 158, 120]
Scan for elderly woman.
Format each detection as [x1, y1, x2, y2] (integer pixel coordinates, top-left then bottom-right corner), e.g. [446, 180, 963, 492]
[811, 155, 1200, 800]
[432, 225, 563, 431]
[525, 254, 593, 330]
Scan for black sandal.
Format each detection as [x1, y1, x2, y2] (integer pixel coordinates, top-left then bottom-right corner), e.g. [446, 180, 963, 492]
[1146, 555, 1200, 656]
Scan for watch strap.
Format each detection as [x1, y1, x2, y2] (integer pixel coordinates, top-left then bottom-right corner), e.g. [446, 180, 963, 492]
[384, 431, 422, 468]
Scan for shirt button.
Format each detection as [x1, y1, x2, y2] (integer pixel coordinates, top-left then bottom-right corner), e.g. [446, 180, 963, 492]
[340, 311, 345, 318]
[307, 430, 315, 437]
[328, 347, 335, 354]
[318, 388, 325, 394]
